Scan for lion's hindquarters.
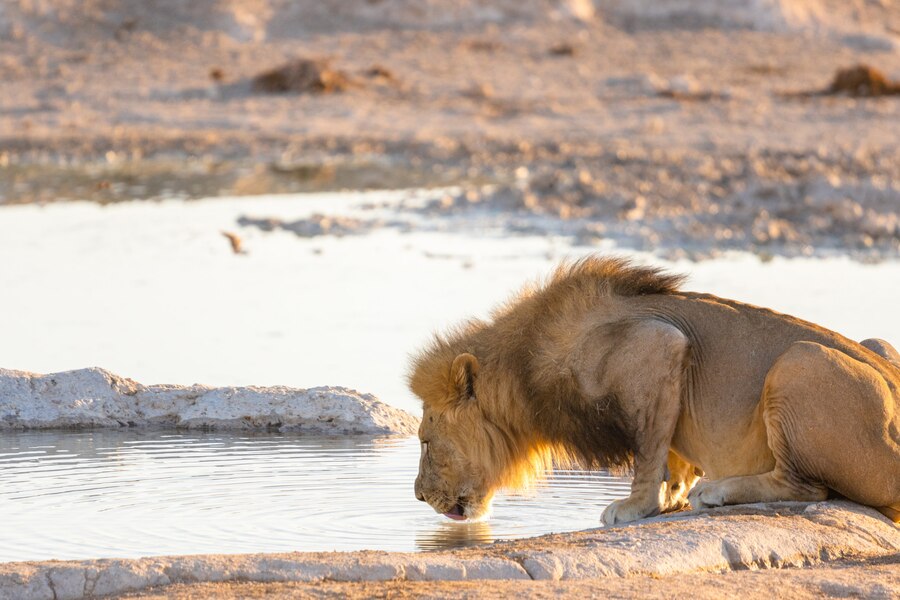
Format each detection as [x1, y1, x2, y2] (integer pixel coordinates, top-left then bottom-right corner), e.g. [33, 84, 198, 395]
[762, 341, 900, 509]
[662, 450, 701, 512]
[860, 338, 900, 369]
[691, 342, 900, 511]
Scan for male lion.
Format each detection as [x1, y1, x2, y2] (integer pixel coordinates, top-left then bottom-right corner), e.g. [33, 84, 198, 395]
[409, 256, 900, 525]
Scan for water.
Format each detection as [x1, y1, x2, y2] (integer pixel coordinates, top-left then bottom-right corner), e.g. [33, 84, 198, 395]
[0, 431, 631, 562]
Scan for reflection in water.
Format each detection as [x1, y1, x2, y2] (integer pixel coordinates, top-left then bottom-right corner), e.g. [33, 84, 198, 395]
[0, 431, 630, 562]
[416, 520, 495, 551]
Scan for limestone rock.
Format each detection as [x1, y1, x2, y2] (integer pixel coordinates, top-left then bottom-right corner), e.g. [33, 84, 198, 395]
[0, 502, 897, 600]
[0, 367, 419, 435]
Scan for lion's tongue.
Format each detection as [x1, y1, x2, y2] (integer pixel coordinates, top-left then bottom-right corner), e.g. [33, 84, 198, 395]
[444, 505, 466, 521]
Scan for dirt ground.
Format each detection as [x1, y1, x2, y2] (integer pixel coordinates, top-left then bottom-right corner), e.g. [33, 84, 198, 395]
[2, 0, 899, 260]
[119, 554, 900, 599]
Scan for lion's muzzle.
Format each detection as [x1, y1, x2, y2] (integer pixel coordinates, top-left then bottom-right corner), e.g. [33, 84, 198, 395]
[443, 502, 467, 521]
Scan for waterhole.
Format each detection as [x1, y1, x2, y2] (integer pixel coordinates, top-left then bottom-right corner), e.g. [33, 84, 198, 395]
[3, 191, 897, 563]
[0, 431, 631, 562]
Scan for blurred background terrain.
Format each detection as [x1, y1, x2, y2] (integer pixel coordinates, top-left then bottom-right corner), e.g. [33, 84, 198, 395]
[2, 0, 899, 260]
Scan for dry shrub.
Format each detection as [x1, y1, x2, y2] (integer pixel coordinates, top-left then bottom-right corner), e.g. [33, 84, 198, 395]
[548, 42, 576, 57]
[252, 59, 350, 94]
[827, 64, 900, 97]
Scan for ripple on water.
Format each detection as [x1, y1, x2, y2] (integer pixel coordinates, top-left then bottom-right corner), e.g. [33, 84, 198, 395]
[0, 431, 631, 561]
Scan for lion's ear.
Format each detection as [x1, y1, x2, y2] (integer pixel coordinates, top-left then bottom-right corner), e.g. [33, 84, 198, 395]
[450, 353, 479, 401]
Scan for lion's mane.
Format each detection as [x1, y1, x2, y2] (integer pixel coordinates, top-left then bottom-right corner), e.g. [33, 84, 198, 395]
[408, 256, 685, 490]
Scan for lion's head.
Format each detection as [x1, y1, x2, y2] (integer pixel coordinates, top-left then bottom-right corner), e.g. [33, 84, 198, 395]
[409, 345, 554, 521]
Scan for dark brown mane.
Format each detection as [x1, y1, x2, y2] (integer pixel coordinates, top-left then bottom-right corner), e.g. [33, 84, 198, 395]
[520, 359, 636, 473]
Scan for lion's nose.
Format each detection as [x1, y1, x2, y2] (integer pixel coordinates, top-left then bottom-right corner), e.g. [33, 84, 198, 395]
[414, 476, 426, 501]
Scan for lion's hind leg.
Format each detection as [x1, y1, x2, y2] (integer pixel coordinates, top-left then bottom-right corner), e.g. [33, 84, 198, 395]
[662, 450, 701, 513]
[688, 470, 827, 509]
[690, 341, 900, 512]
[878, 503, 900, 524]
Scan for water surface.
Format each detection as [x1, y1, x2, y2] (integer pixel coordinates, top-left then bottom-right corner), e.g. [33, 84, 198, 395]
[0, 431, 630, 562]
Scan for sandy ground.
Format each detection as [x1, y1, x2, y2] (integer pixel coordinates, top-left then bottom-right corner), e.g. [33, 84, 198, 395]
[119, 555, 900, 600]
[2, 1, 899, 259]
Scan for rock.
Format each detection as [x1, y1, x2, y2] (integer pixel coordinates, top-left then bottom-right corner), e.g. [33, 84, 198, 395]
[510, 501, 900, 580]
[0, 367, 419, 435]
[667, 75, 700, 96]
[655, 74, 728, 101]
[0, 501, 896, 599]
[45, 568, 86, 600]
[548, 42, 576, 57]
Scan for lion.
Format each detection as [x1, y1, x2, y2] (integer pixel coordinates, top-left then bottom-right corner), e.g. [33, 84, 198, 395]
[408, 256, 900, 525]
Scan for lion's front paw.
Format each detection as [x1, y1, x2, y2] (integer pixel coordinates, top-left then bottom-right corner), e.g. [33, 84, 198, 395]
[601, 497, 660, 526]
[687, 481, 726, 510]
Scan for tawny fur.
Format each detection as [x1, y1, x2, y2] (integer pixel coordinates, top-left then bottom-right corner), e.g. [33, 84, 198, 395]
[409, 256, 900, 524]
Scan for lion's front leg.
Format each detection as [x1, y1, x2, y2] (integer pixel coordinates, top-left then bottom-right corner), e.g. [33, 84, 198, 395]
[602, 461, 673, 525]
[596, 321, 691, 526]
[605, 452, 700, 523]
